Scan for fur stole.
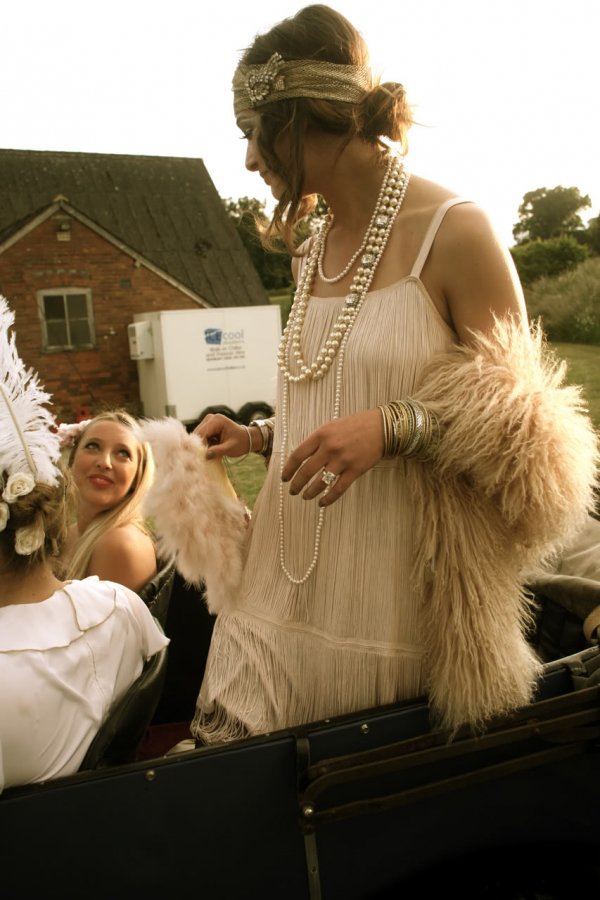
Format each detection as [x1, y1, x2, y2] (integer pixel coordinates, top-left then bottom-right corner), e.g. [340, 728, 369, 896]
[410, 317, 599, 732]
[137, 418, 248, 614]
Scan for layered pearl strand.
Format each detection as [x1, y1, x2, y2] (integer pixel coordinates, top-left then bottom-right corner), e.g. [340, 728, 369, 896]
[277, 156, 409, 385]
[277, 156, 410, 584]
[317, 154, 402, 284]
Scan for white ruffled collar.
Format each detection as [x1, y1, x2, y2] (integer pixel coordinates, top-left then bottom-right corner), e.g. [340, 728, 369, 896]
[0, 577, 118, 652]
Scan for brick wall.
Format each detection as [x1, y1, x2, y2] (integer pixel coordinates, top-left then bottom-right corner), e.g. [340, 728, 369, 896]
[0, 211, 203, 422]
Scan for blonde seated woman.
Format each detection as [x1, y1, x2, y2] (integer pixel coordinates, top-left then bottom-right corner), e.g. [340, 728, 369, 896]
[61, 411, 157, 593]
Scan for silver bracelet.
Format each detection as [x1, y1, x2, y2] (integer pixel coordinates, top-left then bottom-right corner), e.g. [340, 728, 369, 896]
[249, 418, 275, 458]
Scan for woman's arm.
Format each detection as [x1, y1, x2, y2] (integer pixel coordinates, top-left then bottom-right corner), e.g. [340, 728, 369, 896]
[426, 202, 527, 341]
[87, 525, 157, 593]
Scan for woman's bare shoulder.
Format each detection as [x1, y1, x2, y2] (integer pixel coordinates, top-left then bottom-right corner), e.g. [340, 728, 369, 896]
[401, 174, 503, 263]
[402, 174, 458, 215]
[405, 174, 494, 232]
[89, 525, 157, 592]
[95, 523, 153, 551]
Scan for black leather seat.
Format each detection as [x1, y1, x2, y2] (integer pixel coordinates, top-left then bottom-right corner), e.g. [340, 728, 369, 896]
[138, 561, 175, 629]
[527, 573, 600, 661]
[151, 572, 216, 725]
[79, 638, 168, 770]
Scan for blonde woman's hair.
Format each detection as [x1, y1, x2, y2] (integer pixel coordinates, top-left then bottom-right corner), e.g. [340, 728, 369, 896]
[64, 410, 154, 581]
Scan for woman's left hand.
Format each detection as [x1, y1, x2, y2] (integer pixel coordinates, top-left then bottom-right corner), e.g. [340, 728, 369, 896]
[282, 409, 384, 507]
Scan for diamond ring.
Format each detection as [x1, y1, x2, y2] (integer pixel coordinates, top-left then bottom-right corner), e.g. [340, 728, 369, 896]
[321, 470, 337, 487]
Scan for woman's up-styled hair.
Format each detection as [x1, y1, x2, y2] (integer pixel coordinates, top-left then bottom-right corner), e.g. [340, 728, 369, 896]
[234, 4, 413, 252]
[64, 410, 154, 581]
[0, 474, 73, 573]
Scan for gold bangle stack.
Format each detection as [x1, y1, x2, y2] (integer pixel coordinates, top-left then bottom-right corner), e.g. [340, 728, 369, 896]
[378, 400, 439, 460]
[249, 417, 275, 459]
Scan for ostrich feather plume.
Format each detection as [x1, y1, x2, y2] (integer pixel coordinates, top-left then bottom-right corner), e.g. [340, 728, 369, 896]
[0, 296, 60, 485]
[137, 417, 249, 613]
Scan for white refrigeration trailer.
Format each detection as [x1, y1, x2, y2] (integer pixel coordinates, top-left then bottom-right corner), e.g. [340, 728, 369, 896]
[128, 305, 281, 425]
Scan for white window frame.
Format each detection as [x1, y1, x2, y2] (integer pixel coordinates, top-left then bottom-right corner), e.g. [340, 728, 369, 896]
[37, 288, 96, 351]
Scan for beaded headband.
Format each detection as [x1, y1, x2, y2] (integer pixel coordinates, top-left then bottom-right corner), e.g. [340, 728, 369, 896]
[233, 52, 372, 116]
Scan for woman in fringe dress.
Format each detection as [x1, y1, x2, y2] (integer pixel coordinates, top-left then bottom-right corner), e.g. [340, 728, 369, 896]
[191, 4, 598, 742]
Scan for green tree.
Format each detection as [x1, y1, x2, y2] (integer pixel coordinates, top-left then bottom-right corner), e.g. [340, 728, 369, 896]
[224, 197, 293, 290]
[584, 213, 600, 255]
[511, 235, 588, 286]
[513, 186, 591, 244]
[224, 196, 329, 291]
[525, 256, 600, 344]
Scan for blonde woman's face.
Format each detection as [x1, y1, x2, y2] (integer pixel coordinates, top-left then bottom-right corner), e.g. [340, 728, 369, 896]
[71, 421, 140, 515]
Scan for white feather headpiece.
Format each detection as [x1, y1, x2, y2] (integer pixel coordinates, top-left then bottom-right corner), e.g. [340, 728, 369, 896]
[0, 296, 60, 486]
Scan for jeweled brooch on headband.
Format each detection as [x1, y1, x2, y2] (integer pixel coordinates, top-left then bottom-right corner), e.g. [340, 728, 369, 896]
[245, 52, 285, 106]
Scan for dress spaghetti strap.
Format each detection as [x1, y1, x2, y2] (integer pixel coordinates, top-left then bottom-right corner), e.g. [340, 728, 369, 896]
[410, 198, 473, 279]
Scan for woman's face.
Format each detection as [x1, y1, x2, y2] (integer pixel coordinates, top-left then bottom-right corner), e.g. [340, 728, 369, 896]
[237, 110, 333, 201]
[238, 111, 287, 201]
[71, 420, 140, 515]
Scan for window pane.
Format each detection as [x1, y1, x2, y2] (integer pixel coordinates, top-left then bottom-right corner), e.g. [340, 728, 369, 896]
[46, 321, 68, 346]
[43, 295, 65, 319]
[70, 320, 92, 346]
[67, 294, 88, 317]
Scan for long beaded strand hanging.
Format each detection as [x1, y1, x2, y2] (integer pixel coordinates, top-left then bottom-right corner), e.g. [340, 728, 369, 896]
[278, 157, 410, 584]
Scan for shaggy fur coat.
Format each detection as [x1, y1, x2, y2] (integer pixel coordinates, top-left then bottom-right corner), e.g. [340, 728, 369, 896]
[410, 317, 598, 730]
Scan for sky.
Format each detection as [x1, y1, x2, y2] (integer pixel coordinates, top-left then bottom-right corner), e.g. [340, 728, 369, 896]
[2, 0, 599, 247]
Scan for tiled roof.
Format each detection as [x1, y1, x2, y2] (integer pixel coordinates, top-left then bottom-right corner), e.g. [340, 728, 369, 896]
[0, 149, 267, 307]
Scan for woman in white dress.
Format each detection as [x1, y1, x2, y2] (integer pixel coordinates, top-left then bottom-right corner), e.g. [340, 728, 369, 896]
[0, 299, 168, 791]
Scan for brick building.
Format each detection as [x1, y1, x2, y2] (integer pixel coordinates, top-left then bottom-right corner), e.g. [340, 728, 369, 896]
[0, 149, 267, 421]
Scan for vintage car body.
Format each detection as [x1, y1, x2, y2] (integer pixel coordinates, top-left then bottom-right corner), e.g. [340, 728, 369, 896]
[2, 641, 599, 900]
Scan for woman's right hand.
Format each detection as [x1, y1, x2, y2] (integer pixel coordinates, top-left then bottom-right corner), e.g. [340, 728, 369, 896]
[194, 414, 254, 460]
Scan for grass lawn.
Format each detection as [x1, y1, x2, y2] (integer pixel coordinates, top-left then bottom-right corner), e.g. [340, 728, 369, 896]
[225, 453, 268, 510]
[227, 342, 600, 510]
[553, 343, 600, 431]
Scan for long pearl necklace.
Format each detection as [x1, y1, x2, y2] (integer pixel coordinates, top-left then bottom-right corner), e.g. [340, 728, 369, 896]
[278, 157, 410, 584]
[317, 155, 400, 284]
[277, 157, 408, 385]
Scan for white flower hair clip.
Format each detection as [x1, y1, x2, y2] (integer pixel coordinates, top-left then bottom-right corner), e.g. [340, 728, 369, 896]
[57, 420, 92, 450]
[14, 518, 46, 556]
[2, 471, 35, 503]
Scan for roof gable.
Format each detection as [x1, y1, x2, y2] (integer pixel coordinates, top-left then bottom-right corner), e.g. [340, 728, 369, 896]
[0, 198, 211, 306]
[0, 149, 267, 308]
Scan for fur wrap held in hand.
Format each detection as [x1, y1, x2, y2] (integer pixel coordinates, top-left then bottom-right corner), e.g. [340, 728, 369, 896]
[137, 418, 249, 614]
[410, 317, 598, 732]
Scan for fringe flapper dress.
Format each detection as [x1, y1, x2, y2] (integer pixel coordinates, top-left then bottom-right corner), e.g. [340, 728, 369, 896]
[192, 199, 464, 742]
